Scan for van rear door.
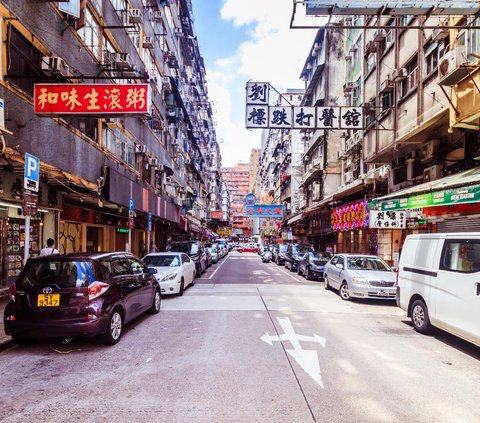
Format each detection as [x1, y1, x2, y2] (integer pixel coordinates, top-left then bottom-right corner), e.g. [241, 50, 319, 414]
[434, 238, 480, 345]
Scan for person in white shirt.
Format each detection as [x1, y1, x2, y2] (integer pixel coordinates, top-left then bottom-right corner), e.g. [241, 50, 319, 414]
[39, 238, 59, 256]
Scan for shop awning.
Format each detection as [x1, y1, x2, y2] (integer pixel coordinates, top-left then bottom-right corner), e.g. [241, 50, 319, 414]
[287, 213, 303, 225]
[374, 167, 480, 211]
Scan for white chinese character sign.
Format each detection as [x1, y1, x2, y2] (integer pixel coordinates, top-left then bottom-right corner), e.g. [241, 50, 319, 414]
[246, 82, 269, 105]
[269, 107, 293, 129]
[245, 82, 364, 130]
[369, 210, 406, 229]
[317, 107, 340, 129]
[293, 107, 316, 129]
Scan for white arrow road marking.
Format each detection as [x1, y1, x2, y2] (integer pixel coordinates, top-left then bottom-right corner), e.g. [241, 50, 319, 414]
[261, 316, 326, 388]
[253, 270, 269, 275]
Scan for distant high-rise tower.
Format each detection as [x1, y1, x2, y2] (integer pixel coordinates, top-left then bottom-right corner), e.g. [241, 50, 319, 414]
[222, 162, 252, 237]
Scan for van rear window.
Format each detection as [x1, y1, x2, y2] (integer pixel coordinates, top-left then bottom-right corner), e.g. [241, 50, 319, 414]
[16, 260, 95, 289]
[440, 240, 480, 273]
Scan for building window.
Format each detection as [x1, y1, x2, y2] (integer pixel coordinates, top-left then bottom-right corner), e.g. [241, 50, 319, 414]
[400, 58, 418, 98]
[103, 126, 135, 167]
[77, 7, 101, 58]
[366, 52, 376, 74]
[424, 42, 438, 78]
[6, 26, 43, 96]
[381, 92, 393, 113]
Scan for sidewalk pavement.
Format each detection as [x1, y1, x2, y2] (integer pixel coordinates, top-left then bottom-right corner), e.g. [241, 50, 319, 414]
[0, 287, 13, 351]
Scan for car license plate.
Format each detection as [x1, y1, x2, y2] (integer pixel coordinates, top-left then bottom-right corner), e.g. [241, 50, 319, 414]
[37, 293, 60, 306]
[378, 290, 389, 297]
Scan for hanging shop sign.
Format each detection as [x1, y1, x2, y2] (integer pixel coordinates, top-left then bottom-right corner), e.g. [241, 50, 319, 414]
[34, 84, 150, 116]
[210, 210, 224, 220]
[244, 193, 257, 205]
[369, 210, 406, 229]
[332, 200, 369, 231]
[245, 204, 283, 218]
[245, 82, 363, 130]
[305, 2, 478, 16]
[379, 184, 480, 211]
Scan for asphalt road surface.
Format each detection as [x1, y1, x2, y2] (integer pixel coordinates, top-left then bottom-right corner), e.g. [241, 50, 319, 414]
[1, 251, 480, 423]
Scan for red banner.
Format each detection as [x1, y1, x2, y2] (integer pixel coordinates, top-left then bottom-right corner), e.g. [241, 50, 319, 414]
[34, 84, 150, 115]
[210, 211, 224, 220]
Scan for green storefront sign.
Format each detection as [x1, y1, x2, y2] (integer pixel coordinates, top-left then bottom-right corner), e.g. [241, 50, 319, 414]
[379, 184, 480, 211]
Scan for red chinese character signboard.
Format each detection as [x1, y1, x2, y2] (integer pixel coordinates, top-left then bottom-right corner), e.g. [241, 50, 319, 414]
[210, 211, 224, 220]
[34, 84, 150, 116]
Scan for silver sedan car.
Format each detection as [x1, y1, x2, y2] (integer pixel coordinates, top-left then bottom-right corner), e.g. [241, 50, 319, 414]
[323, 254, 396, 300]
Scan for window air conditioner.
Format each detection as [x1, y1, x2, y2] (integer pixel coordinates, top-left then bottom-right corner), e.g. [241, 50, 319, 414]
[392, 68, 407, 82]
[380, 79, 393, 93]
[135, 144, 147, 154]
[41, 56, 69, 76]
[365, 41, 376, 54]
[129, 9, 142, 24]
[113, 53, 130, 70]
[343, 81, 353, 93]
[374, 29, 386, 42]
[143, 36, 154, 50]
[423, 164, 443, 182]
[420, 139, 441, 162]
[344, 171, 354, 183]
[153, 11, 163, 22]
[150, 157, 159, 167]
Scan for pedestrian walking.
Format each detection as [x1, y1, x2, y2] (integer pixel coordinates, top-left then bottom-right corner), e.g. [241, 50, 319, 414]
[150, 241, 158, 253]
[39, 238, 59, 256]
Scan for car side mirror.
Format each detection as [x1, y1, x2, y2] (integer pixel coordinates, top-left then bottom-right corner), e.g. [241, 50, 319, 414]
[335, 263, 344, 270]
[391, 266, 398, 272]
[148, 267, 157, 274]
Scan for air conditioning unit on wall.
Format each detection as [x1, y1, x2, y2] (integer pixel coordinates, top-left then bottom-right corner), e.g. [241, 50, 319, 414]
[41, 56, 69, 76]
[423, 164, 443, 182]
[420, 139, 441, 162]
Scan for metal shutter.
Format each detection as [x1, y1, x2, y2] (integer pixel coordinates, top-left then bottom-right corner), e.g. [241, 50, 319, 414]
[436, 217, 480, 233]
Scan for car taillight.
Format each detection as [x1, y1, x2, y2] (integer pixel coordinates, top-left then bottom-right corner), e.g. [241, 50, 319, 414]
[88, 281, 109, 300]
[9, 284, 16, 301]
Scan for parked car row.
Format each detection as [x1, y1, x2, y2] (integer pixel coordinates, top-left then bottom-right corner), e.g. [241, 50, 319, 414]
[4, 239, 229, 346]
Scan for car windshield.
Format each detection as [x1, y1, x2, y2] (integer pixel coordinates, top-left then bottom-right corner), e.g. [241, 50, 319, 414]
[311, 252, 332, 261]
[347, 257, 391, 271]
[16, 260, 94, 289]
[143, 255, 180, 267]
[279, 244, 287, 253]
[169, 243, 198, 254]
[293, 245, 313, 254]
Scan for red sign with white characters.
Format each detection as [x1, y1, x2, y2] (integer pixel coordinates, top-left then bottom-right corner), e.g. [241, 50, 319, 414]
[34, 84, 150, 115]
[210, 211, 224, 220]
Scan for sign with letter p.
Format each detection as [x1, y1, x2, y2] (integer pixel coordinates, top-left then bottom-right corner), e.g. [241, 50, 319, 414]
[24, 153, 40, 192]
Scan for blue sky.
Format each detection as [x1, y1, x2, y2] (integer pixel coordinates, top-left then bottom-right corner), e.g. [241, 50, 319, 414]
[191, 0, 317, 166]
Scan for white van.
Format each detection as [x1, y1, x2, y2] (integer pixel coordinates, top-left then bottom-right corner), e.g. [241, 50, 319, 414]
[397, 233, 480, 347]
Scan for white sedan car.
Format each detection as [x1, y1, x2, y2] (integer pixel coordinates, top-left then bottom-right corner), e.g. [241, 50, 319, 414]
[323, 254, 396, 301]
[142, 252, 195, 296]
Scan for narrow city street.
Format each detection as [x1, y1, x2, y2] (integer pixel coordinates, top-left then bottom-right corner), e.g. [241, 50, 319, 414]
[1, 252, 480, 423]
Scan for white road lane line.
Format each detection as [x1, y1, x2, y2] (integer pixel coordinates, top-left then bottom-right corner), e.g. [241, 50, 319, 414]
[276, 265, 303, 282]
[201, 255, 230, 280]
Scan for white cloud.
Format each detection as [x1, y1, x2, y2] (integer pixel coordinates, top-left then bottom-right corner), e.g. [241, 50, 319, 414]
[206, 0, 317, 166]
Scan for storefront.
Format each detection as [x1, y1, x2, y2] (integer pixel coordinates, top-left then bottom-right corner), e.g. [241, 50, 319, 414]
[332, 200, 370, 254]
[374, 167, 480, 262]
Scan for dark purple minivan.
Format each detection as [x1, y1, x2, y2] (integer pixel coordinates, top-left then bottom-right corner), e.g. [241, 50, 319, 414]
[4, 252, 161, 345]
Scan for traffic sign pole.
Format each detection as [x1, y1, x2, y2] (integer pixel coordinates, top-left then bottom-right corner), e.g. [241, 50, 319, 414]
[23, 153, 40, 263]
[147, 211, 152, 254]
[128, 196, 134, 253]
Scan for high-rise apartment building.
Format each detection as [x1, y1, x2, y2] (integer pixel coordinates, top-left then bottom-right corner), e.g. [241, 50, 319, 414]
[222, 163, 251, 236]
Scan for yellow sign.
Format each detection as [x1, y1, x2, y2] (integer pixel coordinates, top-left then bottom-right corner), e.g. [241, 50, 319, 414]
[216, 229, 232, 235]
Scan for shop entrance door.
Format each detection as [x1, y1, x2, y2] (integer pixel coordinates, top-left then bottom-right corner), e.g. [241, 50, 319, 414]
[86, 226, 103, 253]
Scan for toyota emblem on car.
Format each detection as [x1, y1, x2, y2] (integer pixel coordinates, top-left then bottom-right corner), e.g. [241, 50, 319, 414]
[42, 287, 53, 294]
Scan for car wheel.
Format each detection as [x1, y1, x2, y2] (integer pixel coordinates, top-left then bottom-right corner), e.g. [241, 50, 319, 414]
[324, 275, 330, 290]
[290, 264, 296, 273]
[339, 282, 350, 301]
[411, 299, 432, 334]
[179, 277, 185, 296]
[103, 308, 123, 345]
[12, 335, 33, 346]
[305, 267, 311, 281]
[149, 289, 161, 314]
